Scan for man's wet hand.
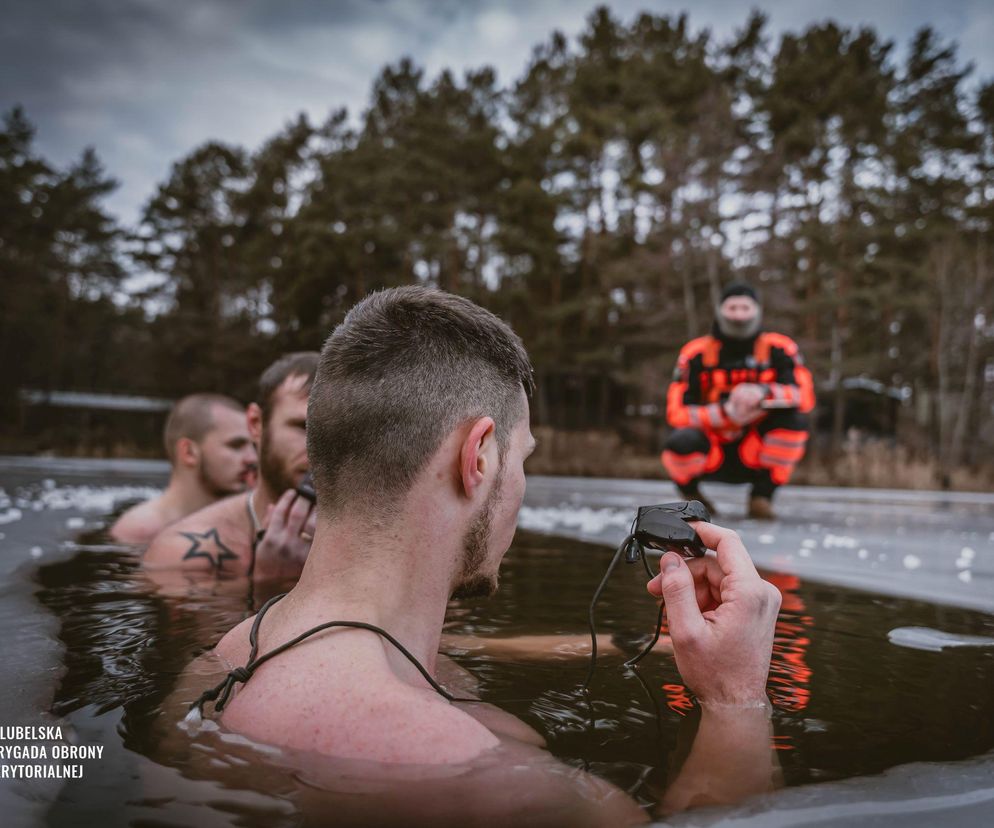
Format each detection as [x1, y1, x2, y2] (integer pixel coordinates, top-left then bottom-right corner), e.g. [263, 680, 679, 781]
[646, 522, 780, 706]
[254, 489, 316, 579]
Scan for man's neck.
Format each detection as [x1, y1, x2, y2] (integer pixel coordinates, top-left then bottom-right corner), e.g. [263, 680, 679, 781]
[157, 474, 217, 525]
[290, 510, 461, 682]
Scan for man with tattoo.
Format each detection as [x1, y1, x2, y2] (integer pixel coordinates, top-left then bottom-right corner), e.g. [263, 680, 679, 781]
[143, 353, 319, 580]
[110, 394, 257, 545]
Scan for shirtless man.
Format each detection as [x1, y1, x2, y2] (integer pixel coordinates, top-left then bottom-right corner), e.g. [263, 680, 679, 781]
[143, 352, 319, 581]
[182, 289, 782, 823]
[110, 394, 256, 545]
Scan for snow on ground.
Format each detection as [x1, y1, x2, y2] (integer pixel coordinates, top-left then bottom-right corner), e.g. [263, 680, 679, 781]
[521, 476, 994, 615]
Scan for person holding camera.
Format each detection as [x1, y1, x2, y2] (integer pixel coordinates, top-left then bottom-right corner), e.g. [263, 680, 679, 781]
[662, 283, 815, 519]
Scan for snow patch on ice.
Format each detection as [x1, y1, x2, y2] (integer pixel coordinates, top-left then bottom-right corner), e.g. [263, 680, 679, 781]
[888, 626, 994, 652]
[758, 534, 775, 544]
[958, 570, 973, 583]
[823, 534, 858, 549]
[518, 505, 631, 536]
[902, 554, 922, 570]
[10, 484, 160, 514]
[960, 547, 975, 560]
[0, 508, 23, 525]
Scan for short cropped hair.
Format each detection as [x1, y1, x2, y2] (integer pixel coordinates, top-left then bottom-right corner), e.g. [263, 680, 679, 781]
[163, 393, 245, 462]
[257, 352, 319, 421]
[307, 287, 534, 517]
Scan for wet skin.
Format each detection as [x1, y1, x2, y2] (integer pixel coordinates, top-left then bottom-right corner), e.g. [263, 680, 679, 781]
[170, 401, 781, 823]
[142, 378, 315, 582]
[110, 403, 257, 545]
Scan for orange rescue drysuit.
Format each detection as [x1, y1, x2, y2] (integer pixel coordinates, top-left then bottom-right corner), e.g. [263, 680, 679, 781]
[662, 329, 816, 497]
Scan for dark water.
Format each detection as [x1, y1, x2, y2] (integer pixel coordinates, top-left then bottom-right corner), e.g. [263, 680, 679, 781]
[34, 530, 994, 825]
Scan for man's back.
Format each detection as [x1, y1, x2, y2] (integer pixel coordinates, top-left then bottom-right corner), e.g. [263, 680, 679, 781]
[211, 600, 504, 765]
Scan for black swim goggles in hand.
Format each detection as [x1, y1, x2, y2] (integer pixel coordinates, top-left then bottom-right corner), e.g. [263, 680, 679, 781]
[625, 500, 710, 562]
[582, 500, 711, 689]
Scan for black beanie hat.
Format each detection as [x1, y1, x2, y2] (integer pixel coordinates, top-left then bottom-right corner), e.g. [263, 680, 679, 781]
[720, 282, 760, 304]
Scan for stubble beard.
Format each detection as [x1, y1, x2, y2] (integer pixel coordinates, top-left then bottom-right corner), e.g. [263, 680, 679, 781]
[258, 427, 296, 496]
[198, 452, 246, 498]
[717, 311, 762, 340]
[451, 466, 504, 600]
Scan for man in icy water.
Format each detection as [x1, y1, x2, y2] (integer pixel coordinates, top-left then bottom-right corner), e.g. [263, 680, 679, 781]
[110, 393, 257, 545]
[143, 352, 319, 580]
[180, 288, 782, 824]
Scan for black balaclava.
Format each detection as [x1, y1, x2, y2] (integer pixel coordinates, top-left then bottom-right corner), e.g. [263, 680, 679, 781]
[715, 282, 762, 342]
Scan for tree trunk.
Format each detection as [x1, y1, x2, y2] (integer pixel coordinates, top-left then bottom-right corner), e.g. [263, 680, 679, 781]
[949, 241, 988, 467]
[933, 239, 953, 486]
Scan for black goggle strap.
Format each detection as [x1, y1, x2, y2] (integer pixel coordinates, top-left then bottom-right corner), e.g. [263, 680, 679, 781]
[190, 592, 476, 717]
[582, 528, 638, 691]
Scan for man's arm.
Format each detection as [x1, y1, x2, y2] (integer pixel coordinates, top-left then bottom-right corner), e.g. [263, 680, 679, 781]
[647, 522, 783, 815]
[764, 334, 816, 413]
[440, 633, 632, 660]
[666, 340, 734, 433]
[659, 703, 779, 814]
[142, 523, 247, 574]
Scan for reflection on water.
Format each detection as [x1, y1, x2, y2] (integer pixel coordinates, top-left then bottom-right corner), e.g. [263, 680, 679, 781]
[34, 530, 994, 825]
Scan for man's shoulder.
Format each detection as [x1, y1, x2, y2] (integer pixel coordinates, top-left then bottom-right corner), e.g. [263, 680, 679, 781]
[109, 497, 166, 546]
[222, 668, 499, 764]
[674, 335, 720, 373]
[143, 494, 250, 571]
[757, 331, 801, 356]
[679, 334, 716, 358]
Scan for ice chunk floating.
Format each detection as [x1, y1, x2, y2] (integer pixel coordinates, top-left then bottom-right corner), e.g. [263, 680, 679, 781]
[888, 626, 994, 652]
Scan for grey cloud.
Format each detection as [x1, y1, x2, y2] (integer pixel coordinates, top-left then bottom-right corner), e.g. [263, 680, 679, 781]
[2, 0, 991, 226]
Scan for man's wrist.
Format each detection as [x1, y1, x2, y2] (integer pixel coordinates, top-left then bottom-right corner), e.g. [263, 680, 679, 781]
[698, 695, 772, 709]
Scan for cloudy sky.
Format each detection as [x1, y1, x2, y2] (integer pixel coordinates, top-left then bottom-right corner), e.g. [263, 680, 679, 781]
[4, 0, 993, 226]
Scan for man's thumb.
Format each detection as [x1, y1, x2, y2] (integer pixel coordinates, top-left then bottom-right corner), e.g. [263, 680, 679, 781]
[655, 552, 705, 639]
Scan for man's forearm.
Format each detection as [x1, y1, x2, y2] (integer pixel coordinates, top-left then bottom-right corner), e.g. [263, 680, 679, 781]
[657, 702, 781, 815]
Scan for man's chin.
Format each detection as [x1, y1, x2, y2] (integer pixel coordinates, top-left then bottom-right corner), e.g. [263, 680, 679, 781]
[451, 573, 499, 600]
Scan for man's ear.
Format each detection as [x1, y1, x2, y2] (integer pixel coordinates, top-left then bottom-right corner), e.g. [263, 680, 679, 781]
[246, 402, 263, 445]
[175, 437, 199, 469]
[459, 417, 496, 498]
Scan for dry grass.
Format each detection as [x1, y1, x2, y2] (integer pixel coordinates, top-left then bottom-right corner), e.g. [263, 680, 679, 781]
[528, 427, 994, 491]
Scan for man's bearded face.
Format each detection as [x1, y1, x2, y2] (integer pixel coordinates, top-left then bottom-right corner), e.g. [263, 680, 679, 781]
[452, 465, 504, 600]
[717, 295, 762, 340]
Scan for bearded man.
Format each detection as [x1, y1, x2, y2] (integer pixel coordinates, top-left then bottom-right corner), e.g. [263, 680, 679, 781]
[110, 394, 256, 545]
[142, 353, 319, 580]
[662, 283, 815, 519]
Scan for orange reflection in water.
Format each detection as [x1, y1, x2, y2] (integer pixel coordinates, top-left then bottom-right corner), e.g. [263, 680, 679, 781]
[655, 574, 812, 736]
[766, 573, 813, 715]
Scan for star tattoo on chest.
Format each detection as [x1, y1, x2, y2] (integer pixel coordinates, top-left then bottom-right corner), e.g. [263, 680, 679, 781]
[180, 528, 239, 570]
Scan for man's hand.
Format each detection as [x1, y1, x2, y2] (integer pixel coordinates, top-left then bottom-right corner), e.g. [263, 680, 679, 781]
[724, 383, 767, 426]
[647, 522, 780, 705]
[253, 489, 316, 580]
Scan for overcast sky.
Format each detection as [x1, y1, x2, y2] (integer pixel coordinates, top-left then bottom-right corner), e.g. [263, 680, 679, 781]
[4, 0, 993, 226]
